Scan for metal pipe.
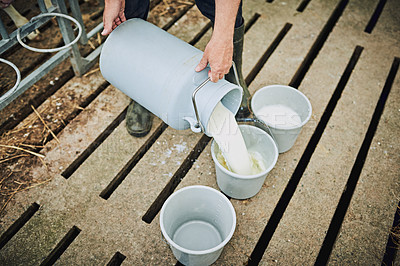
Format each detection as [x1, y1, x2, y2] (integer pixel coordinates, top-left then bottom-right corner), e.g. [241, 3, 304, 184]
[0, 17, 9, 40]
[68, 0, 88, 44]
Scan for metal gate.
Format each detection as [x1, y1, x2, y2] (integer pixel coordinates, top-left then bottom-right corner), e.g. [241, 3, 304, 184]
[0, 0, 103, 110]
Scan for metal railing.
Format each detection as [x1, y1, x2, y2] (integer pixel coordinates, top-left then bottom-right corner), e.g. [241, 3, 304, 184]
[0, 0, 104, 110]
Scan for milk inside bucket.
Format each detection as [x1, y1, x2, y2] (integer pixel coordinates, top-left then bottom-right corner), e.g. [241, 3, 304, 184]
[211, 123, 279, 199]
[99, 18, 243, 135]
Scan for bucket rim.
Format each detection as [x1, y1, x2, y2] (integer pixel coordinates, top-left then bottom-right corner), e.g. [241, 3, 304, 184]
[211, 125, 279, 179]
[159, 185, 236, 255]
[251, 85, 312, 130]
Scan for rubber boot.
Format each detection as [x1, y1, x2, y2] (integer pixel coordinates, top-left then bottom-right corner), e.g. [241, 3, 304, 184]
[225, 21, 251, 118]
[125, 100, 153, 137]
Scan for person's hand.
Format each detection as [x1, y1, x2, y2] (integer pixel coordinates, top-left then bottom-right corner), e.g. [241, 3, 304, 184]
[0, 0, 14, 9]
[195, 35, 233, 83]
[101, 0, 126, 36]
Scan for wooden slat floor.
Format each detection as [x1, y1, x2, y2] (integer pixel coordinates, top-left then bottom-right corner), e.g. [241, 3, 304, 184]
[0, 0, 399, 265]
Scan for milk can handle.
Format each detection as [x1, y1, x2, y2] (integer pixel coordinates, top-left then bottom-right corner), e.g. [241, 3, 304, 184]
[191, 61, 241, 133]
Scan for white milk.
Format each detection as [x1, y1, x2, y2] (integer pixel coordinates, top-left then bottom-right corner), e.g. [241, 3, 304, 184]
[216, 149, 266, 175]
[207, 102, 265, 175]
[257, 104, 301, 129]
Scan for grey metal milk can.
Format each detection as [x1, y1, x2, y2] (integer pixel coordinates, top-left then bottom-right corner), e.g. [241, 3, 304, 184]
[99, 18, 243, 136]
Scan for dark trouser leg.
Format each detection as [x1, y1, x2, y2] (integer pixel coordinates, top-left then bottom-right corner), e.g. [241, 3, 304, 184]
[124, 0, 150, 20]
[195, 0, 250, 118]
[225, 21, 250, 118]
[123, 0, 153, 137]
[194, 0, 243, 28]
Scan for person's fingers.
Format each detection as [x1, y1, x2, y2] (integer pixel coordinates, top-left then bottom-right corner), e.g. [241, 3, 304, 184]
[102, 21, 113, 35]
[101, 0, 124, 35]
[120, 12, 127, 22]
[195, 55, 208, 72]
[209, 70, 221, 83]
[215, 64, 230, 76]
[101, 28, 111, 35]
[102, 6, 117, 35]
[208, 67, 225, 82]
[102, 12, 115, 35]
[119, 0, 126, 22]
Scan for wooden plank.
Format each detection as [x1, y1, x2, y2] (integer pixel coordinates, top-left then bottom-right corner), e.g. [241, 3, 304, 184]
[53, 127, 201, 264]
[173, 0, 398, 263]
[0, 70, 108, 230]
[37, 5, 221, 264]
[0, 86, 130, 265]
[367, 0, 400, 53]
[242, 0, 301, 80]
[328, 61, 399, 264]
[1, 0, 398, 264]
[262, 50, 393, 265]
[1, 70, 106, 145]
[54, 4, 267, 263]
[167, 5, 209, 42]
[0, 0, 198, 234]
[176, 0, 348, 264]
[261, 3, 398, 265]
[323, 0, 400, 263]
[250, 0, 342, 91]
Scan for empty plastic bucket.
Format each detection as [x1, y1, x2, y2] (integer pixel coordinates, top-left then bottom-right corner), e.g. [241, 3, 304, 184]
[160, 185, 236, 265]
[251, 85, 312, 153]
[211, 125, 278, 199]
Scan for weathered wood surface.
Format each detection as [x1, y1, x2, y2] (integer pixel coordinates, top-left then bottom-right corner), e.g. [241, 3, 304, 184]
[0, 0, 398, 264]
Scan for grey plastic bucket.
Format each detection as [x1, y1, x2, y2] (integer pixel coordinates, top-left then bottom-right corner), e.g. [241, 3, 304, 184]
[251, 85, 312, 153]
[211, 125, 279, 199]
[160, 185, 236, 265]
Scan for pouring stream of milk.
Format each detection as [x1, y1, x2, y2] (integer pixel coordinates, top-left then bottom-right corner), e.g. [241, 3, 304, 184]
[207, 102, 253, 175]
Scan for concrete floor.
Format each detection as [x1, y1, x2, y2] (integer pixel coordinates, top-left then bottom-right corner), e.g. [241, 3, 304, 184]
[0, 0, 399, 265]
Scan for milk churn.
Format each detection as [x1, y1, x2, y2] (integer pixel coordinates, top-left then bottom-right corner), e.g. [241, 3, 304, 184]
[100, 18, 243, 136]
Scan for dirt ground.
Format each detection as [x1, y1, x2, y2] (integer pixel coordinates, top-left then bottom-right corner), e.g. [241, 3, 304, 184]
[0, 0, 102, 218]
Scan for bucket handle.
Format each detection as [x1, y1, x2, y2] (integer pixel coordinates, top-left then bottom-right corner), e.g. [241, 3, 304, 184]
[160, 232, 169, 247]
[191, 61, 241, 133]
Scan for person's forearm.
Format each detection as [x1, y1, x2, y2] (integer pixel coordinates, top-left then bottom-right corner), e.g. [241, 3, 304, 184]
[194, 0, 242, 81]
[213, 0, 241, 42]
